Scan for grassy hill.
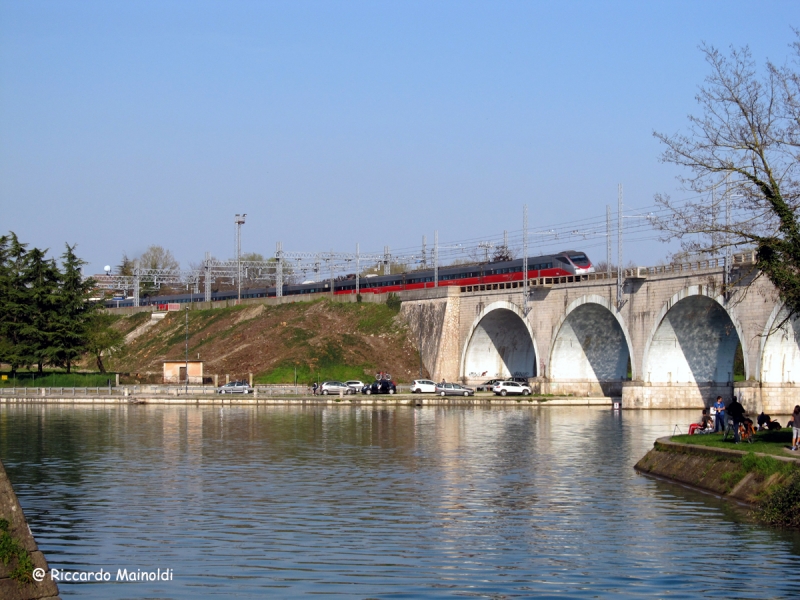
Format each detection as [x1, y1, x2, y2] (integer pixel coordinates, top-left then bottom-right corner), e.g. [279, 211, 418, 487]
[106, 298, 425, 385]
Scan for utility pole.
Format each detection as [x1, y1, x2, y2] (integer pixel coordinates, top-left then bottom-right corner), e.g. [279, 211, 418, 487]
[421, 235, 427, 269]
[235, 213, 246, 302]
[617, 185, 624, 310]
[434, 230, 439, 287]
[184, 307, 189, 394]
[275, 241, 283, 297]
[204, 252, 211, 302]
[724, 175, 732, 292]
[356, 243, 360, 297]
[523, 204, 529, 315]
[133, 260, 141, 307]
[606, 205, 612, 276]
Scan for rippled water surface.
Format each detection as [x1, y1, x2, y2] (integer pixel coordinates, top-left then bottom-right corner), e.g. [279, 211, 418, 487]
[2, 404, 799, 598]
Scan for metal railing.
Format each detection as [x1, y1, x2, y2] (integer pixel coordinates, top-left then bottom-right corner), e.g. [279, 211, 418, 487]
[0, 384, 316, 398]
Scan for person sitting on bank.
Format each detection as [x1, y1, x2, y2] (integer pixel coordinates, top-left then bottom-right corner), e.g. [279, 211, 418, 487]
[689, 408, 714, 435]
[757, 411, 772, 431]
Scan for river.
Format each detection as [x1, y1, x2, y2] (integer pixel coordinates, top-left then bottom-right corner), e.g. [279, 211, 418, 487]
[1, 404, 799, 598]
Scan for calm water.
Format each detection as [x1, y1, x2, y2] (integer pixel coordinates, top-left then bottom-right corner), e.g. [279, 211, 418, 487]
[2, 404, 799, 599]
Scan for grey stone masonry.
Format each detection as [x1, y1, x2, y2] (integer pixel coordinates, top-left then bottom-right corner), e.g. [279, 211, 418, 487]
[397, 262, 799, 412]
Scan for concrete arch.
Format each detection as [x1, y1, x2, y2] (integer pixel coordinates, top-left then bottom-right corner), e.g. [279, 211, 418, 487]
[760, 304, 800, 384]
[642, 286, 747, 383]
[460, 301, 538, 380]
[549, 295, 634, 382]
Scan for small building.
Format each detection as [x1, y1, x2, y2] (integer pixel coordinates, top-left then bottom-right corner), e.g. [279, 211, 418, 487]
[163, 360, 204, 384]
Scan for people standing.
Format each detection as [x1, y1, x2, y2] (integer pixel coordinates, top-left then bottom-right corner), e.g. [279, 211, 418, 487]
[312, 382, 318, 396]
[726, 396, 746, 443]
[792, 405, 800, 451]
[713, 396, 726, 433]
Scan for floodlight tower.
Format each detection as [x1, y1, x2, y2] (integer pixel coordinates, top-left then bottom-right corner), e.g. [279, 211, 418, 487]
[235, 213, 247, 301]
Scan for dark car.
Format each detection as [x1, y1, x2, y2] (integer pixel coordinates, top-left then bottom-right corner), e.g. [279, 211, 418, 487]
[476, 378, 504, 391]
[361, 380, 397, 395]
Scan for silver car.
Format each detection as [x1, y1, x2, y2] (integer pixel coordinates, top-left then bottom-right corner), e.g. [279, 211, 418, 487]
[217, 381, 252, 394]
[319, 381, 355, 395]
[435, 383, 475, 397]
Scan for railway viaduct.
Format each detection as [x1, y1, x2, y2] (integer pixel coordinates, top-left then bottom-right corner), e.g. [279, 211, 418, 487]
[399, 254, 800, 413]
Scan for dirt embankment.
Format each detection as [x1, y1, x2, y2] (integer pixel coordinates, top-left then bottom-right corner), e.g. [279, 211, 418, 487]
[108, 299, 425, 384]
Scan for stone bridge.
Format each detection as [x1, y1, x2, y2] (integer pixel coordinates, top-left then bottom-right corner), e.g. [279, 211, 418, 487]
[400, 256, 800, 413]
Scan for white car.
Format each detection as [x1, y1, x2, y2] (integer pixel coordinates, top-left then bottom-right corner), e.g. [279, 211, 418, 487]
[410, 379, 437, 393]
[345, 380, 365, 392]
[492, 381, 532, 396]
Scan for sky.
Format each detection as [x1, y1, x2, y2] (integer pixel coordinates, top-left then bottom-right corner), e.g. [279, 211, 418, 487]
[1, 0, 799, 275]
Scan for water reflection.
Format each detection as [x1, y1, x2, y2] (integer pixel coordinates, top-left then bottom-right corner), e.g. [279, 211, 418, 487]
[1, 404, 799, 599]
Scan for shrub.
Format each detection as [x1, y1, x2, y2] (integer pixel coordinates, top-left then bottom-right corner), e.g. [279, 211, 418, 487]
[386, 293, 402, 312]
[756, 470, 800, 528]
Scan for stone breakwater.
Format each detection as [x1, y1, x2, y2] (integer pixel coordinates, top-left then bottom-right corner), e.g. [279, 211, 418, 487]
[634, 437, 800, 504]
[0, 459, 60, 600]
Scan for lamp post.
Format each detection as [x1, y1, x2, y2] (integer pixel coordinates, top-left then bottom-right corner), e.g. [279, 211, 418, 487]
[235, 213, 247, 301]
[184, 307, 189, 394]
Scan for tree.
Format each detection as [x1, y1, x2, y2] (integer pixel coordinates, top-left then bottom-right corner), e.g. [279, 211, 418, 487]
[117, 253, 135, 276]
[24, 247, 60, 373]
[0, 233, 33, 374]
[51, 244, 96, 373]
[85, 312, 124, 373]
[138, 245, 179, 271]
[653, 34, 800, 316]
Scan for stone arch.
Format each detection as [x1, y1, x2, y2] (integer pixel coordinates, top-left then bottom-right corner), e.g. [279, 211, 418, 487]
[549, 295, 634, 382]
[642, 286, 747, 383]
[760, 304, 800, 383]
[460, 301, 538, 380]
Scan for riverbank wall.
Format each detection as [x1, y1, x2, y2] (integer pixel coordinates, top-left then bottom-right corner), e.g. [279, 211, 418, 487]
[634, 437, 799, 504]
[0, 460, 59, 600]
[0, 393, 614, 407]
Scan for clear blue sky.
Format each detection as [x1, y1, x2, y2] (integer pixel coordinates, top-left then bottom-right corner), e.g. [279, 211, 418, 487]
[1, 0, 798, 274]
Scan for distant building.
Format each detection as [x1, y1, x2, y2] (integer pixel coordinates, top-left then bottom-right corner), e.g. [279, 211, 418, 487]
[163, 360, 204, 384]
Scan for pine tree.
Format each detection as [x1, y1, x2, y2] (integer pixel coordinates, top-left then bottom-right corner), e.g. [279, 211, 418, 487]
[0, 233, 33, 374]
[23, 247, 60, 373]
[51, 244, 96, 373]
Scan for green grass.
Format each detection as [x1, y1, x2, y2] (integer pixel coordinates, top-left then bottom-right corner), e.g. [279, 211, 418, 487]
[0, 518, 34, 584]
[671, 429, 795, 457]
[255, 361, 373, 385]
[0, 371, 116, 387]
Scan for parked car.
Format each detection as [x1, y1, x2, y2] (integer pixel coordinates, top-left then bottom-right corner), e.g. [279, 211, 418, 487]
[511, 376, 530, 384]
[345, 380, 365, 392]
[476, 378, 504, 391]
[492, 381, 532, 396]
[435, 382, 475, 397]
[410, 379, 437, 393]
[320, 381, 355, 395]
[217, 381, 252, 394]
[362, 380, 397, 395]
